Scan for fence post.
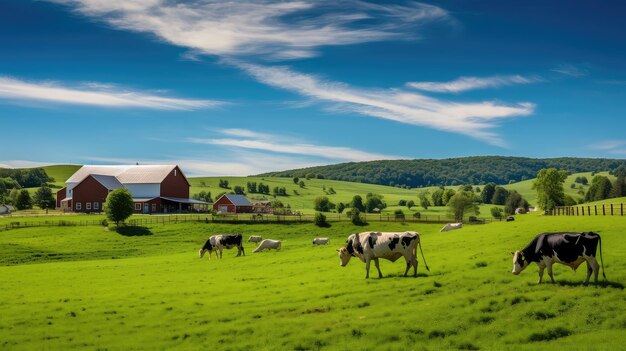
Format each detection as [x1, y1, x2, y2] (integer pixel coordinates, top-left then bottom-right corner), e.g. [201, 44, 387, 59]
[576, 207, 579, 216]
[602, 205, 606, 216]
[610, 204, 614, 216]
[594, 206, 597, 215]
[622, 203, 624, 216]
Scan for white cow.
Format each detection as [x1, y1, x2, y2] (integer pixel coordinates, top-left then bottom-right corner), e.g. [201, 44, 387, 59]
[336, 231, 429, 279]
[312, 237, 330, 245]
[439, 223, 463, 232]
[253, 239, 282, 253]
[247, 235, 263, 243]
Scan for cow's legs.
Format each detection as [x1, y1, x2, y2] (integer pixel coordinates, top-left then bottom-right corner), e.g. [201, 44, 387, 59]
[537, 265, 544, 284]
[413, 256, 418, 277]
[585, 257, 600, 285]
[219, 249, 223, 259]
[365, 258, 371, 279]
[546, 261, 555, 283]
[374, 258, 383, 278]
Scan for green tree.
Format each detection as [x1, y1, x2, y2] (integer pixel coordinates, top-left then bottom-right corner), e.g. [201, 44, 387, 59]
[0, 180, 6, 204]
[33, 186, 56, 213]
[350, 195, 365, 212]
[336, 202, 346, 214]
[563, 195, 578, 206]
[504, 190, 529, 215]
[16, 189, 33, 210]
[532, 168, 568, 210]
[327, 187, 336, 195]
[314, 196, 335, 212]
[365, 193, 385, 213]
[350, 208, 366, 225]
[298, 180, 306, 188]
[585, 175, 613, 202]
[293, 177, 300, 184]
[442, 189, 456, 205]
[105, 188, 134, 226]
[447, 191, 479, 221]
[407, 200, 415, 209]
[490, 207, 503, 219]
[233, 185, 245, 195]
[480, 183, 497, 204]
[491, 186, 509, 205]
[610, 166, 626, 198]
[398, 199, 407, 206]
[246, 181, 257, 193]
[314, 212, 328, 227]
[431, 189, 444, 206]
[218, 179, 229, 189]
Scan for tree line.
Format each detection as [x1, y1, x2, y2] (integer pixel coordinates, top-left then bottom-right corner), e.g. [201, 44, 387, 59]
[258, 156, 626, 188]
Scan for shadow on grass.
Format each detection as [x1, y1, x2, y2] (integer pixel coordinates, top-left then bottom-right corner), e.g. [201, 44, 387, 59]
[557, 279, 624, 289]
[115, 226, 153, 237]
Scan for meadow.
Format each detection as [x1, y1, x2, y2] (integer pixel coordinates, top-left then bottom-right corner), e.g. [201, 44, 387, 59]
[1, 213, 624, 350]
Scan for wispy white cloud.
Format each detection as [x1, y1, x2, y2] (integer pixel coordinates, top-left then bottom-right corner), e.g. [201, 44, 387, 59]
[189, 128, 403, 161]
[81, 154, 324, 176]
[0, 160, 58, 169]
[234, 63, 534, 146]
[49, 0, 450, 60]
[587, 140, 626, 155]
[0, 76, 221, 110]
[552, 64, 588, 77]
[406, 75, 540, 93]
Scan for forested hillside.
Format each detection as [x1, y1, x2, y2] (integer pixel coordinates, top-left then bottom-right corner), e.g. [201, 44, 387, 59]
[258, 156, 626, 188]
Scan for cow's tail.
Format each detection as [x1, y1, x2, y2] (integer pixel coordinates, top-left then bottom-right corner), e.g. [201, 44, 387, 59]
[599, 234, 606, 280]
[418, 240, 430, 272]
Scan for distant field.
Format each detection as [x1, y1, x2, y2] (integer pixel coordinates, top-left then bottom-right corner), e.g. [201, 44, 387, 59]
[1, 214, 624, 350]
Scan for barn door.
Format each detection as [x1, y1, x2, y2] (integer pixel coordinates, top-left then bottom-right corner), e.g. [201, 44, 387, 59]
[143, 204, 149, 214]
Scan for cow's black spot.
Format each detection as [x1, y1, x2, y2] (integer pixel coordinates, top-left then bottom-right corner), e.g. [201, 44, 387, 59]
[355, 240, 364, 254]
[388, 237, 400, 250]
[347, 239, 354, 255]
[368, 234, 377, 248]
[401, 235, 416, 248]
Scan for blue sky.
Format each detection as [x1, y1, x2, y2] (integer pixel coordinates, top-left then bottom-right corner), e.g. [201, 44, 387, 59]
[1, 0, 625, 176]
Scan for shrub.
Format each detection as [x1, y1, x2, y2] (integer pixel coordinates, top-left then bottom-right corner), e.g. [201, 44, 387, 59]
[491, 207, 504, 219]
[394, 209, 405, 220]
[413, 212, 421, 219]
[105, 188, 134, 226]
[314, 212, 328, 227]
[351, 208, 366, 225]
[398, 199, 407, 206]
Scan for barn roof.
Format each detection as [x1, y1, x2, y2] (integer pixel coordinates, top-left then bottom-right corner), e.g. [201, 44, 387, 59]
[222, 194, 252, 206]
[66, 165, 184, 185]
[91, 174, 123, 190]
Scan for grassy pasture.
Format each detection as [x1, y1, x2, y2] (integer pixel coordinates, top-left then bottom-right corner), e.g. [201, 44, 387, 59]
[1, 214, 625, 350]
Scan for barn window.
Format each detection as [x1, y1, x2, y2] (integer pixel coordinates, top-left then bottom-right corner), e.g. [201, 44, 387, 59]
[135, 203, 141, 210]
[94, 202, 99, 210]
[86, 202, 92, 210]
[76, 202, 82, 210]
[174, 169, 177, 176]
[152, 204, 156, 212]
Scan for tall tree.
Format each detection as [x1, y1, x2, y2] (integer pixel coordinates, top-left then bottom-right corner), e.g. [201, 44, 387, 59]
[447, 191, 479, 221]
[16, 189, 33, 210]
[33, 186, 56, 214]
[532, 168, 568, 210]
[491, 186, 509, 205]
[350, 195, 365, 212]
[504, 190, 529, 215]
[105, 188, 134, 226]
[585, 175, 613, 202]
[610, 165, 626, 198]
[480, 183, 497, 204]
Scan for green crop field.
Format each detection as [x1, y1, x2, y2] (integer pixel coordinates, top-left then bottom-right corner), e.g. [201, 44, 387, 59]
[1, 214, 624, 350]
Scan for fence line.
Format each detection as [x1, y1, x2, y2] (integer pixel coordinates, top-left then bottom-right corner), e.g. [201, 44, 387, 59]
[551, 203, 625, 216]
[0, 213, 494, 232]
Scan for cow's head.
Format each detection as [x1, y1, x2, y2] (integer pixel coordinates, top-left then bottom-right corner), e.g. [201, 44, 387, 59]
[199, 248, 207, 258]
[511, 250, 529, 275]
[336, 247, 352, 267]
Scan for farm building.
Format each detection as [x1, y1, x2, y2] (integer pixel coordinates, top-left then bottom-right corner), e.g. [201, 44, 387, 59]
[56, 165, 209, 214]
[213, 194, 253, 213]
[0, 204, 15, 215]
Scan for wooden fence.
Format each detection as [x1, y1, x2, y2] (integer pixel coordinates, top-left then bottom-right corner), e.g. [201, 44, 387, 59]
[0, 213, 494, 232]
[552, 203, 625, 216]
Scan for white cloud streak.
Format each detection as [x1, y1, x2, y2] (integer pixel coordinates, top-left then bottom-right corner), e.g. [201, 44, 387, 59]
[587, 140, 626, 155]
[48, 0, 449, 60]
[551, 64, 588, 77]
[234, 63, 535, 146]
[406, 75, 539, 93]
[0, 160, 58, 169]
[189, 129, 403, 161]
[0, 76, 220, 110]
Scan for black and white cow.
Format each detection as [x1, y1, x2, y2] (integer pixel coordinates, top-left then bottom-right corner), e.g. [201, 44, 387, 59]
[511, 232, 606, 285]
[199, 234, 245, 259]
[336, 231, 429, 278]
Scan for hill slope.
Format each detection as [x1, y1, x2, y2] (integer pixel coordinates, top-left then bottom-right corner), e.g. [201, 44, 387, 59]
[258, 156, 626, 188]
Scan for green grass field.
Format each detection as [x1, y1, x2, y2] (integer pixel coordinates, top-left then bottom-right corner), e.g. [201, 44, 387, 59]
[1, 214, 624, 350]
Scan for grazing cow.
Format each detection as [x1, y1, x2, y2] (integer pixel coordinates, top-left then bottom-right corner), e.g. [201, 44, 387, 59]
[506, 216, 515, 222]
[439, 223, 463, 232]
[247, 235, 263, 243]
[253, 239, 282, 253]
[336, 231, 429, 279]
[199, 234, 245, 259]
[511, 232, 606, 285]
[312, 237, 330, 245]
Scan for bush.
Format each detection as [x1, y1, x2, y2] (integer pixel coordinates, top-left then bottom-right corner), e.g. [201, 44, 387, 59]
[314, 212, 328, 227]
[351, 208, 366, 225]
[314, 196, 335, 212]
[490, 207, 504, 219]
[398, 199, 407, 206]
[105, 188, 134, 226]
[413, 212, 421, 219]
[394, 209, 405, 219]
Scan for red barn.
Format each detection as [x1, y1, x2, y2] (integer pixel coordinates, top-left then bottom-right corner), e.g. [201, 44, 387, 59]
[213, 194, 253, 213]
[57, 165, 208, 213]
